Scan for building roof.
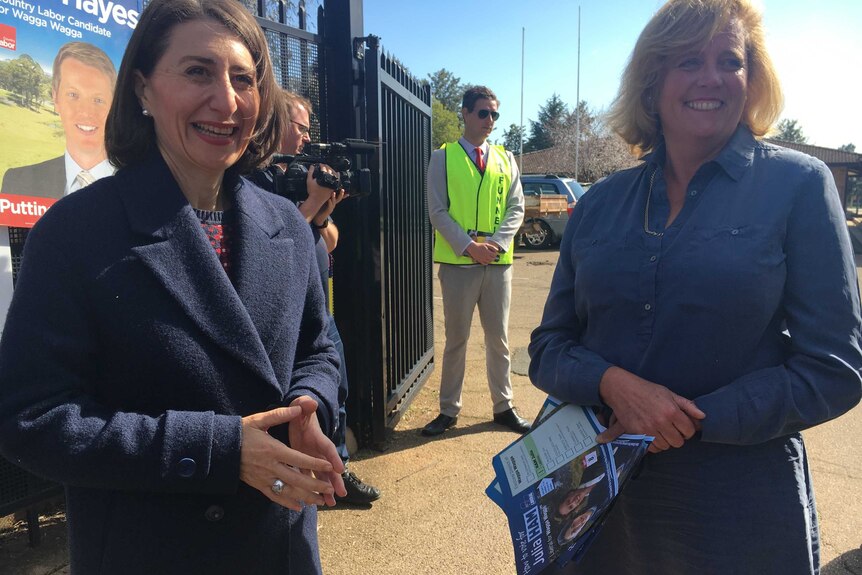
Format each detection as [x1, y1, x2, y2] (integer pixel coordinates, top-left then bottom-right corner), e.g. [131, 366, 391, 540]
[765, 139, 862, 166]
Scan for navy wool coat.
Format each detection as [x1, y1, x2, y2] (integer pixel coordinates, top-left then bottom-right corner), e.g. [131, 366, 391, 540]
[0, 153, 340, 574]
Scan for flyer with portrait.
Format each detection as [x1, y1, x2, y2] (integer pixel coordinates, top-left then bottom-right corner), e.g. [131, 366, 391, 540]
[486, 398, 652, 575]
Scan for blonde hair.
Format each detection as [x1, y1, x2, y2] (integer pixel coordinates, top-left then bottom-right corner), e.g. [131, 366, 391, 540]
[607, 0, 783, 154]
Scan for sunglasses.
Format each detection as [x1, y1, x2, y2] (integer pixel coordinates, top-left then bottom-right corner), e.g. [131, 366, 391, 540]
[477, 109, 500, 121]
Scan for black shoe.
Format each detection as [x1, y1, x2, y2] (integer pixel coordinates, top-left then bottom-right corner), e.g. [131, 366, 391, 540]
[493, 408, 531, 434]
[421, 414, 457, 436]
[336, 470, 381, 505]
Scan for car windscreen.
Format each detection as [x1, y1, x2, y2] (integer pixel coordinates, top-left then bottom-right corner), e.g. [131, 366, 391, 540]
[563, 180, 586, 200]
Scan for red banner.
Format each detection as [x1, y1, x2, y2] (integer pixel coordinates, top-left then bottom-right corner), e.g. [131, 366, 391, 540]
[0, 194, 57, 228]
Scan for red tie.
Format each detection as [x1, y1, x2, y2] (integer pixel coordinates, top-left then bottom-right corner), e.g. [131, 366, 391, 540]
[475, 147, 485, 173]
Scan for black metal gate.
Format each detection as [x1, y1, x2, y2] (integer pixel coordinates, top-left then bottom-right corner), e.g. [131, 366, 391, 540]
[321, 1, 434, 446]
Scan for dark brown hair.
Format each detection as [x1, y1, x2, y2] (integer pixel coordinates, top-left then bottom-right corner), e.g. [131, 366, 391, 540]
[105, 0, 282, 175]
[461, 85, 498, 112]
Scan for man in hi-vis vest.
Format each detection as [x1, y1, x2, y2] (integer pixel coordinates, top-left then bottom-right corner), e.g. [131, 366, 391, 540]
[423, 86, 529, 437]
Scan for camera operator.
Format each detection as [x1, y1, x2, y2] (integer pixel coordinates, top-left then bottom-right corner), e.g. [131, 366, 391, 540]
[278, 90, 380, 506]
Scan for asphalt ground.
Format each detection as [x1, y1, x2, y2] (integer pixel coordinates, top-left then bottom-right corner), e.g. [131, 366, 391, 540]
[1, 248, 860, 574]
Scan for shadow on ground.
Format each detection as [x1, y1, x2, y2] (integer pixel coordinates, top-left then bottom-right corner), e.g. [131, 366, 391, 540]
[822, 547, 862, 575]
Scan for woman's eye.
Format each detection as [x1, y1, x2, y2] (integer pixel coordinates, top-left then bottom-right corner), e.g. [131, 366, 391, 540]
[65, 91, 79, 100]
[234, 74, 255, 89]
[721, 57, 744, 71]
[678, 58, 700, 71]
[185, 66, 209, 79]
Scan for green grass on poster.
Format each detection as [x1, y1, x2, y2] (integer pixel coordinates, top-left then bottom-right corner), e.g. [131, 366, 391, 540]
[0, 90, 66, 185]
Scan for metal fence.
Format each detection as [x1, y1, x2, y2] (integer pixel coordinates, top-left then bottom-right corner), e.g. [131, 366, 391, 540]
[332, 36, 433, 446]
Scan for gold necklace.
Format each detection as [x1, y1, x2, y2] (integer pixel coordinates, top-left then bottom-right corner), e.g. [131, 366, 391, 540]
[643, 167, 663, 237]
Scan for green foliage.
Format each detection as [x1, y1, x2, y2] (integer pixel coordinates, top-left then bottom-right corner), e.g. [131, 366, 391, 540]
[775, 118, 807, 144]
[0, 54, 46, 110]
[501, 124, 525, 154]
[525, 94, 569, 152]
[431, 98, 461, 149]
[427, 69, 464, 114]
[839, 143, 856, 153]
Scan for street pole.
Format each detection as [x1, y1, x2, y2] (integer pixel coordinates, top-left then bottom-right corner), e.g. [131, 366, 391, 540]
[574, 5, 581, 181]
[519, 26, 525, 173]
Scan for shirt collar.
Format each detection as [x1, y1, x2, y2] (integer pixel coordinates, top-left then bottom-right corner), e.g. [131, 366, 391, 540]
[459, 136, 488, 158]
[643, 124, 756, 182]
[64, 153, 117, 195]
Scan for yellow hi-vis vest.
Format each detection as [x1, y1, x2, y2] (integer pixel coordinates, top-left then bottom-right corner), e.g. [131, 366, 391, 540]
[434, 143, 513, 265]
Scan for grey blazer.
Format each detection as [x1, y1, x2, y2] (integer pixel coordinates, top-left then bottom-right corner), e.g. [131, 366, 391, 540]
[1, 156, 65, 198]
[0, 152, 339, 574]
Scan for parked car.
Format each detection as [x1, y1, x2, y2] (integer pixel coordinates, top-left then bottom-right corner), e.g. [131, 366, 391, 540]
[518, 175, 587, 249]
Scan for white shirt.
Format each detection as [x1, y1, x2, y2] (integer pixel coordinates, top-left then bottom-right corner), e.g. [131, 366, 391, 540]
[64, 153, 116, 195]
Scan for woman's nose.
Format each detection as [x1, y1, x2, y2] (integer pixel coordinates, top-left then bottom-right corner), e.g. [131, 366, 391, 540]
[209, 75, 239, 114]
[697, 62, 722, 87]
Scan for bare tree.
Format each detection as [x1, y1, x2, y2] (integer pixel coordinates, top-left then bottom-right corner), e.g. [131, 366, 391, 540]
[530, 101, 638, 181]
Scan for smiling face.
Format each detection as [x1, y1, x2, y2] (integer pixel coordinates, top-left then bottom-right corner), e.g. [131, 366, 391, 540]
[657, 18, 748, 158]
[134, 19, 259, 182]
[53, 57, 113, 169]
[558, 485, 593, 516]
[562, 508, 594, 542]
[462, 97, 497, 146]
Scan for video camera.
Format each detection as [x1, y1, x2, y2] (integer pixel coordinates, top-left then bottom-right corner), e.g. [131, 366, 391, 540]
[252, 139, 376, 203]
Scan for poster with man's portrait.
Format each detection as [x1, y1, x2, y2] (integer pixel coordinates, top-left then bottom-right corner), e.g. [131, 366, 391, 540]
[0, 1, 139, 200]
[0, 1, 139, 327]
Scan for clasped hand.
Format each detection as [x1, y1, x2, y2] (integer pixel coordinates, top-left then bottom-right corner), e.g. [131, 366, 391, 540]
[465, 240, 500, 265]
[240, 396, 346, 511]
[596, 367, 705, 453]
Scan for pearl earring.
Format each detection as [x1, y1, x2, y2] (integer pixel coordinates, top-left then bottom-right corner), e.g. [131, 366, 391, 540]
[142, 108, 151, 117]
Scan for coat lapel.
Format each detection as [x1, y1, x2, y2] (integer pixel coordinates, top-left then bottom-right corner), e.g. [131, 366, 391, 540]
[230, 182, 297, 359]
[117, 156, 279, 388]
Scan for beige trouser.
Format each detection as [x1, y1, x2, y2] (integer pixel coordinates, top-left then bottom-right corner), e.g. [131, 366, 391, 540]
[437, 263, 514, 417]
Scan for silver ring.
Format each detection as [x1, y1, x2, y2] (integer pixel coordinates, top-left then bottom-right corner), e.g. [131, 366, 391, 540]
[271, 479, 285, 495]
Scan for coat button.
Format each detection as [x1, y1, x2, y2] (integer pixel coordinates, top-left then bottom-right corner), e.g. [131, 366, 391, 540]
[204, 505, 225, 522]
[177, 457, 197, 478]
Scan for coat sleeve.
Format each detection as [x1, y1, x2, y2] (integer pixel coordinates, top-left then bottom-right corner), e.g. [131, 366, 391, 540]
[280, 229, 340, 437]
[0, 211, 243, 494]
[695, 160, 862, 444]
[528, 200, 614, 406]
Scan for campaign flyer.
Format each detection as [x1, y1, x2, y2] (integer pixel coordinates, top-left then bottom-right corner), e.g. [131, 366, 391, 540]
[488, 400, 653, 575]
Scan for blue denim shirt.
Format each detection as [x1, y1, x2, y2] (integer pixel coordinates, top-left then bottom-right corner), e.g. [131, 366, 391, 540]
[529, 125, 862, 445]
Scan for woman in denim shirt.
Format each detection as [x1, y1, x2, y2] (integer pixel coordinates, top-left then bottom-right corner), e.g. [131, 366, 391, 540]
[530, 1, 862, 573]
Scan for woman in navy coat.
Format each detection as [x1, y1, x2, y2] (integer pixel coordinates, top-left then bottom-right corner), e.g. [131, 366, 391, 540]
[0, 0, 346, 573]
[530, 1, 862, 573]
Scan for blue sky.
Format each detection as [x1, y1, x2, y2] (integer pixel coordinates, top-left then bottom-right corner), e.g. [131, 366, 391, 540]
[0, 1, 137, 72]
[365, 0, 862, 149]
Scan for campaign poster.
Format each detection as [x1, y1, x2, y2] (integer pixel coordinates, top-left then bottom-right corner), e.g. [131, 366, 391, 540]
[0, 0, 140, 328]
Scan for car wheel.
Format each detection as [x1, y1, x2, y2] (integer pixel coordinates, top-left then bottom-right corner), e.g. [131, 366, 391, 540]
[522, 220, 553, 249]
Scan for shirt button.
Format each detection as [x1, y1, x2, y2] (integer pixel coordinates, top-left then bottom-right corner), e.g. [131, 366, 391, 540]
[689, 189, 698, 197]
[177, 457, 197, 478]
[649, 255, 657, 262]
[731, 228, 740, 235]
[204, 505, 225, 522]
[644, 303, 652, 311]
